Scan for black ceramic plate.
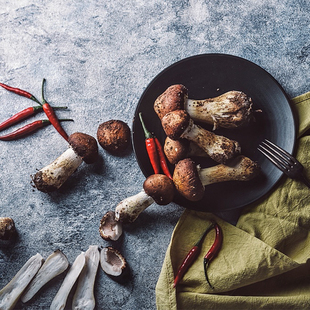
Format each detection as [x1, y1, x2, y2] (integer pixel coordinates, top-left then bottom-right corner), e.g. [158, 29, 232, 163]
[132, 54, 296, 212]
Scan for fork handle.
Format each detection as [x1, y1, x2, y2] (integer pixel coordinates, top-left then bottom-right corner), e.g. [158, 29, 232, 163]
[299, 173, 310, 189]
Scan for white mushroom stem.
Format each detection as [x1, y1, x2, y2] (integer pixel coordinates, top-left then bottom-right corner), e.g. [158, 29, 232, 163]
[72, 246, 99, 310]
[115, 190, 154, 223]
[50, 252, 86, 310]
[181, 119, 241, 163]
[0, 253, 44, 310]
[31, 147, 83, 192]
[21, 250, 69, 303]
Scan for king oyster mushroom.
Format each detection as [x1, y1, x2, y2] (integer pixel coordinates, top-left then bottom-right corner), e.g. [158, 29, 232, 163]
[50, 251, 86, 310]
[173, 156, 260, 201]
[99, 211, 123, 241]
[164, 136, 208, 165]
[115, 174, 175, 223]
[72, 246, 100, 310]
[100, 247, 127, 277]
[161, 109, 241, 164]
[0, 217, 16, 241]
[0, 253, 44, 310]
[31, 132, 98, 192]
[21, 250, 69, 303]
[154, 84, 256, 130]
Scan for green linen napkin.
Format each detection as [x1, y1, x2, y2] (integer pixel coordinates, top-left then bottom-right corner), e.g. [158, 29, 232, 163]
[156, 92, 310, 310]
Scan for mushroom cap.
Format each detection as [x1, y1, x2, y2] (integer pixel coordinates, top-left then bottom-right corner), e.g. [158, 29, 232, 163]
[161, 110, 191, 140]
[164, 137, 190, 165]
[97, 120, 131, 155]
[100, 247, 127, 277]
[154, 84, 188, 119]
[143, 174, 174, 205]
[173, 158, 205, 202]
[99, 211, 123, 241]
[0, 217, 16, 240]
[68, 132, 98, 164]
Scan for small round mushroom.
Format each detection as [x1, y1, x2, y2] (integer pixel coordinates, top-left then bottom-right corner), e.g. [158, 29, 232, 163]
[100, 247, 127, 277]
[173, 156, 260, 201]
[0, 217, 16, 241]
[99, 211, 123, 241]
[115, 174, 175, 223]
[161, 110, 241, 164]
[154, 84, 256, 130]
[164, 137, 208, 165]
[31, 132, 98, 192]
[97, 120, 131, 154]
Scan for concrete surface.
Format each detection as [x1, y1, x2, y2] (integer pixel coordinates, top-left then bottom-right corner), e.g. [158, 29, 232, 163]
[0, 1, 309, 309]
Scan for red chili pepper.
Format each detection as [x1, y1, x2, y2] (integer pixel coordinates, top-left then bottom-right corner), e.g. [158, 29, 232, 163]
[41, 78, 69, 141]
[0, 82, 41, 104]
[0, 119, 73, 141]
[154, 137, 173, 180]
[203, 221, 223, 289]
[139, 112, 160, 174]
[173, 222, 214, 288]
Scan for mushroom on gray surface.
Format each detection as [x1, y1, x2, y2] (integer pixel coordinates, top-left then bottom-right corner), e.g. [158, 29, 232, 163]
[100, 247, 127, 277]
[154, 84, 255, 130]
[161, 109, 241, 164]
[115, 174, 175, 223]
[97, 119, 131, 154]
[99, 211, 123, 241]
[0, 253, 44, 310]
[173, 156, 260, 202]
[164, 136, 208, 165]
[72, 246, 100, 310]
[21, 250, 69, 303]
[31, 132, 98, 192]
[0, 217, 16, 241]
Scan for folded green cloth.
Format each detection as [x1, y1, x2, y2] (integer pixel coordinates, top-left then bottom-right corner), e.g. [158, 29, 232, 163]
[156, 92, 310, 310]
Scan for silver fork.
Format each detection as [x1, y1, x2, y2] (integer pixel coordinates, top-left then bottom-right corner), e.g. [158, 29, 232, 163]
[258, 139, 310, 188]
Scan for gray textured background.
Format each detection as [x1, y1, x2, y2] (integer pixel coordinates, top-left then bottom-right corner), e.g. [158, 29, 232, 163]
[0, 1, 309, 309]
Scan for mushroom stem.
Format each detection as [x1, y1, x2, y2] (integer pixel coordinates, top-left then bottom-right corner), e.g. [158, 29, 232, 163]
[31, 147, 83, 192]
[21, 250, 69, 303]
[72, 246, 99, 310]
[0, 253, 44, 310]
[50, 252, 86, 310]
[115, 190, 154, 223]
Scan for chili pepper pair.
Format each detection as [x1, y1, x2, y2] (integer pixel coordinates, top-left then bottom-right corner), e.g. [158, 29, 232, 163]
[173, 221, 223, 289]
[139, 112, 173, 180]
[0, 80, 71, 141]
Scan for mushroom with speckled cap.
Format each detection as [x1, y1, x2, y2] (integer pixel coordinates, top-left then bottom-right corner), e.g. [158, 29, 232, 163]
[31, 132, 98, 192]
[173, 156, 260, 202]
[161, 109, 241, 164]
[115, 174, 175, 223]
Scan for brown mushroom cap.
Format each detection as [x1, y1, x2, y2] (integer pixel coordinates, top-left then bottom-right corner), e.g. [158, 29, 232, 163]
[97, 120, 131, 154]
[154, 84, 188, 119]
[0, 217, 16, 240]
[143, 174, 175, 205]
[68, 132, 99, 164]
[161, 110, 191, 140]
[173, 158, 205, 202]
[164, 137, 190, 165]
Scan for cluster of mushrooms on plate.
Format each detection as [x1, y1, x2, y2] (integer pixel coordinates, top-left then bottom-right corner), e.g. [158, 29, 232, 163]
[0, 84, 260, 309]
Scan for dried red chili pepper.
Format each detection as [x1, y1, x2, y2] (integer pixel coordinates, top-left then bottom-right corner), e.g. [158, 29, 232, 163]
[0, 119, 73, 141]
[41, 78, 70, 141]
[139, 112, 160, 174]
[173, 222, 214, 288]
[203, 221, 223, 289]
[154, 137, 173, 180]
[0, 82, 41, 104]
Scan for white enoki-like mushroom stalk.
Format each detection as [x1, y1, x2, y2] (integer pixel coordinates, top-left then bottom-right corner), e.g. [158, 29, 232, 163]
[0, 253, 44, 310]
[21, 250, 69, 303]
[31, 147, 83, 192]
[50, 252, 86, 310]
[115, 190, 154, 223]
[72, 246, 100, 310]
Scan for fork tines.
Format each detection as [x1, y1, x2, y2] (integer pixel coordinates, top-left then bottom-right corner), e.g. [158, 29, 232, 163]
[257, 139, 296, 172]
